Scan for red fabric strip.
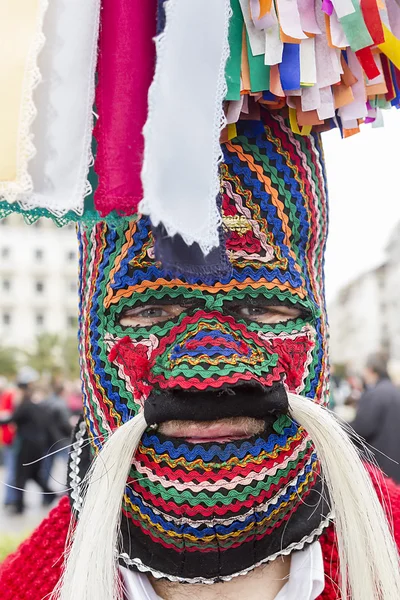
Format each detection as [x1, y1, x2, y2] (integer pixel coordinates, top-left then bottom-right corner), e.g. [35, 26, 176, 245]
[360, 0, 385, 45]
[94, 0, 157, 217]
[381, 53, 396, 101]
[356, 47, 381, 80]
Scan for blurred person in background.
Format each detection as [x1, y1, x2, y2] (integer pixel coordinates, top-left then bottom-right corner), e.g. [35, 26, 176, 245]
[352, 353, 400, 482]
[0, 377, 17, 507]
[0, 367, 57, 514]
[41, 380, 72, 486]
[66, 379, 83, 418]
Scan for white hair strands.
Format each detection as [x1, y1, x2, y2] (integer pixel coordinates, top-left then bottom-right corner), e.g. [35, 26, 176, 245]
[51, 411, 148, 600]
[289, 393, 400, 600]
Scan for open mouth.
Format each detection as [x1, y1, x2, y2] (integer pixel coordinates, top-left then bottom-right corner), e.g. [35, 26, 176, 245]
[158, 416, 265, 443]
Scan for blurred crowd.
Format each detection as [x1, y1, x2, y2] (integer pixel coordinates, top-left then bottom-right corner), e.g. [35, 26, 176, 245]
[0, 368, 81, 515]
[331, 352, 400, 483]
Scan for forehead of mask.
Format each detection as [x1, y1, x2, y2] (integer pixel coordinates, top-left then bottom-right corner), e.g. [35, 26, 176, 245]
[78, 114, 329, 435]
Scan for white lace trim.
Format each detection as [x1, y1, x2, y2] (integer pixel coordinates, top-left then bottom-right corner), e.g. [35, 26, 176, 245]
[69, 420, 86, 512]
[0, 0, 48, 202]
[14, 0, 100, 217]
[140, 0, 232, 255]
[119, 513, 334, 584]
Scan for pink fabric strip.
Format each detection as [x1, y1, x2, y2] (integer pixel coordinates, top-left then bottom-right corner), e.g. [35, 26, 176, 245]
[94, 0, 157, 217]
[249, 0, 274, 30]
[298, 0, 322, 35]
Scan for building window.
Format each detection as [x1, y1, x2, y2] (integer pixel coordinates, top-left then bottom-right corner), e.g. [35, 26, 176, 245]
[2, 278, 11, 291]
[67, 250, 76, 262]
[2, 312, 11, 326]
[35, 280, 45, 294]
[34, 248, 44, 261]
[1, 247, 10, 259]
[36, 313, 45, 327]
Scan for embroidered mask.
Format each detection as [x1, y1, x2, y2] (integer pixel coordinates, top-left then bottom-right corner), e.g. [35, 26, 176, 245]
[75, 112, 331, 582]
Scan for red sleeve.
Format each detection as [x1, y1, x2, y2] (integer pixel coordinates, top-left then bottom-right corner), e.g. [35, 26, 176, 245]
[318, 467, 400, 599]
[0, 496, 71, 600]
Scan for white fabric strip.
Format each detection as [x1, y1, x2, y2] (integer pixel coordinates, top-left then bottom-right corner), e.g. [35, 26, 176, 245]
[239, 0, 265, 56]
[301, 85, 321, 112]
[276, 0, 308, 39]
[227, 98, 245, 124]
[141, 0, 231, 254]
[300, 38, 317, 85]
[330, 11, 349, 48]
[18, 0, 100, 216]
[339, 50, 368, 121]
[331, 0, 356, 19]
[372, 108, 384, 128]
[379, 0, 391, 30]
[265, 3, 284, 66]
[315, 10, 342, 88]
[298, 0, 322, 35]
[317, 86, 335, 120]
[386, 0, 400, 39]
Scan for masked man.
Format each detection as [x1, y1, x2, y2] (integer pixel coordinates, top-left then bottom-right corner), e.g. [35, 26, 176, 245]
[2, 1, 400, 598]
[2, 109, 400, 600]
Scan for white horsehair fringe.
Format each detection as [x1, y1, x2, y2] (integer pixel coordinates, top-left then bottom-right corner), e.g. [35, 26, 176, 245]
[289, 393, 400, 600]
[52, 411, 148, 600]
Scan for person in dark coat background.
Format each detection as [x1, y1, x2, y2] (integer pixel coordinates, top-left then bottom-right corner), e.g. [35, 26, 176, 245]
[352, 352, 400, 482]
[0, 367, 57, 514]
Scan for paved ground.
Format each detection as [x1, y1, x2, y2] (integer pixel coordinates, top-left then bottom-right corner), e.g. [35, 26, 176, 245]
[0, 459, 67, 538]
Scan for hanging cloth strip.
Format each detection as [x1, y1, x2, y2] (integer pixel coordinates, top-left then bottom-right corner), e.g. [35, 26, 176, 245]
[0, 0, 48, 202]
[140, 0, 232, 255]
[94, 0, 157, 217]
[0, 0, 400, 239]
[17, 0, 100, 217]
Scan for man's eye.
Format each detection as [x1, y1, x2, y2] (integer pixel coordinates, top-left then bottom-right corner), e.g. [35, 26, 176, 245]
[118, 305, 185, 327]
[137, 308, 167, 318]
[238, 306, 301, 323]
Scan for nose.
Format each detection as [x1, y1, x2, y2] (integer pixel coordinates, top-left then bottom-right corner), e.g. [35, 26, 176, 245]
[143, 382, 289, 426]
[170, 330, 252, 365]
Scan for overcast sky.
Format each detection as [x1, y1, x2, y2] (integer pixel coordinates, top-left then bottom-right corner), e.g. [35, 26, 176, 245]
[323, 110, 400, 302]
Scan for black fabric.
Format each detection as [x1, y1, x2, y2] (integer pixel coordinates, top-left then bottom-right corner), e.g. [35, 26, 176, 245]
[144, 383, 289, 425]
[117, 477, 328, 581]
[11, 398, 56, 512]
[14, 441, 55, 512]
[157, 0, 166, 34]
[68, 420, 330, 582]
[152, 223, 232, 282]
[352, 378, 400, 482]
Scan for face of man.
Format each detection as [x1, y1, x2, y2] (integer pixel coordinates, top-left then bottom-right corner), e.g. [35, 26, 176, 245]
[76, 112, 330, 581]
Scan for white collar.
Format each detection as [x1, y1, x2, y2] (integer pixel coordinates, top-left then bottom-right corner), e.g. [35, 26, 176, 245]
[121, 541, 325, 600]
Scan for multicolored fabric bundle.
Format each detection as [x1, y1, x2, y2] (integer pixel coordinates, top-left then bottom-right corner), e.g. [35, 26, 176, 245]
[225, 0, 400, 137]
[73, 110, 332, 581]
[0, 0, 399, 241]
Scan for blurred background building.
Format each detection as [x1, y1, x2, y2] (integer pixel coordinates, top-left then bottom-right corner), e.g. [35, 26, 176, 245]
[329, 221, 400, 381]
[0, 216, 78, 349]
[0, 216, 79, 380]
